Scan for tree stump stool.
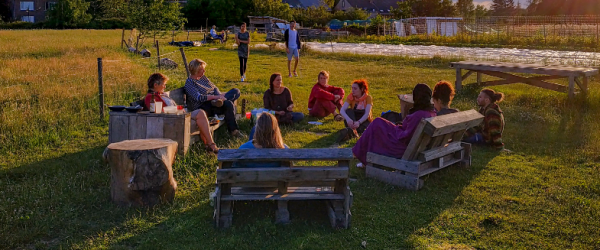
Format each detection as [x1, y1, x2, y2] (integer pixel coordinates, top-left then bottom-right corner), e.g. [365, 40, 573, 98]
[106, 139, 178, 207]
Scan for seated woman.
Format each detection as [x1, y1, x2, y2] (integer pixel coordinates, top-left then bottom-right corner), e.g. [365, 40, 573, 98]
[308, 70, 345, 121]
[184, 58, 244, 143]
[463, 88, 505, 149]
[352, 83, 437, 166]
[263, 73, 304, 125]
[432, 81, 459, 116]
[236, 113, 289, 168]
[144, 73, 176, 111]
[336, 79, 373, 143]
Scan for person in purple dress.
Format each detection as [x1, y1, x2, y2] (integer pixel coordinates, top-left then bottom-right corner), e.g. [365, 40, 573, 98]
[352, 83, 437, 166]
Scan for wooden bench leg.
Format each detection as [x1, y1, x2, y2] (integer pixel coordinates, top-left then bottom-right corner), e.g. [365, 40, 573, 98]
[326, 200, 345, 229]
[275, 200, 290, 224]
[455, 68, 462, 92]
[366, 163, 424, 190]
[219, 201, 233, 228]
[460, 143, 472, 168]
[568, 76, 575, 99]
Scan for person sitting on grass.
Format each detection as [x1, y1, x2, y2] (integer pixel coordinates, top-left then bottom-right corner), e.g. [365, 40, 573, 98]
[308, 70, 345, 121]
[432, 80, 459, 116]
[336, 79, 373, 143]
[463, 88, 505, 149]
[210, 25, 225, 43]
[144, 73, 176, 112]
[236, 113, 289, 168]
[352, 83, 437, 167]
[185, 58, 244, 147]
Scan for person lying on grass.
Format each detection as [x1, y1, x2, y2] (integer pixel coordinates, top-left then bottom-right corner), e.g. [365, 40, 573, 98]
[463, 88, 505, 149]
[185, 59, 244, 154]
[235, 113, 290, 168]
[336, 79, 373, 143]
[308, 70, 345, 121]
[352, 83, 436, 166]
[432, 80, 459, 116]
[144, 73, 176, 112]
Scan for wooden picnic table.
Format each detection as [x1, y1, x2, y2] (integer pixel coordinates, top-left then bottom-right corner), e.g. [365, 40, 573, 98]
[451, 61, 598, 98]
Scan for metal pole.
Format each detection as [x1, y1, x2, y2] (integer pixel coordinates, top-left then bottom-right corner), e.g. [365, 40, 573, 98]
[180, 48, 190, 77]
[156, 40, 161, 70]
[97, 58, 104, 120]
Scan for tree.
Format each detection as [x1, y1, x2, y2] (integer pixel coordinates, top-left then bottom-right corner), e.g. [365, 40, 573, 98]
[334, 7, 369, 20]
[182, 0, 210, 28]
[474, 4, 489, 17]
[207, 0, 252, 29]
[99, 0, 127, 19]
[46, 0, 93, 28]
[127, 0, 186, 48]
[0, 0, 11, 22]
[391, 0, 415, 18]
[292, 6, 332, 27]
[456, 0, 475, 18]
[438, 0, 456, 17]
[252, 0, 292, 21]
[491, 0, 515, 16]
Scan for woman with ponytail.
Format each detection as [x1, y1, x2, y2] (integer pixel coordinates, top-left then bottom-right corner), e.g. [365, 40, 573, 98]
[464, 88, 505, 149]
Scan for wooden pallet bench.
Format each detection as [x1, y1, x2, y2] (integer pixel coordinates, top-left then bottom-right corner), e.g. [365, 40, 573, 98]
[111, 87, 233, 155]
[451, 61, 599, 98]
[366, 110, 484, 190]
[214, 148, 354, 229]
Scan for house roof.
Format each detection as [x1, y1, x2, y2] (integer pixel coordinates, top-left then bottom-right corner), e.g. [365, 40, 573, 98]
[338, 0, 400, 13]
[283, 0, 330, 9]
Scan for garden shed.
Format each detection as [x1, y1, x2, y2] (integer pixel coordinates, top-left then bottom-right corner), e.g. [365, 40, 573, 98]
[248, 16, 289, 33]
[395, 17, 463, 37]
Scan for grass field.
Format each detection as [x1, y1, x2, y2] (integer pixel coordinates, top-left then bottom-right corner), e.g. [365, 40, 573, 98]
[1, 30, 600, 249]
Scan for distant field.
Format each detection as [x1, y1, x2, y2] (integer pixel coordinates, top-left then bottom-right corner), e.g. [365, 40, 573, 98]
[1, 30, 599, 249]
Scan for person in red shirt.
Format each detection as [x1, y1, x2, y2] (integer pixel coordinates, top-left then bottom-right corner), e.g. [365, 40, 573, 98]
[308, 70, 345, 120]
[144, 73, 176, 111]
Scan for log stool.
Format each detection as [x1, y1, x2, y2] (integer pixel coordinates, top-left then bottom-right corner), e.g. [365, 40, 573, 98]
[105, 139, 178, 207]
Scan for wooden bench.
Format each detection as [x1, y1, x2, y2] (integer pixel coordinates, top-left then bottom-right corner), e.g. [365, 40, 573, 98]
[451, 61, 599, 98]
[115, 87, 232, 155]
[214, 148, 354, 229]
[366, 110, 484, 190]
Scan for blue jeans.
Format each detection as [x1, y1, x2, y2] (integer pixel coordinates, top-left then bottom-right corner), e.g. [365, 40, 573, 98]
[199, 88, 240, 132]
[463, 133, 484, 144]
[249, 112, 303, 140]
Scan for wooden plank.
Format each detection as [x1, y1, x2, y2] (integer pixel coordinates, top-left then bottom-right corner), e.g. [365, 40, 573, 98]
[128, 115, 147, 140]
[402, 120, 428, 160]
[343, 186, 351, 229]
[574, 77, 583, 92]
[423, 110, 484, 137]
[582, 77, 589, 95]
[427, 135, 445, 150]
[183, 115, 191, 154]
[418, 154, 462, 177]
[220, 193, 345, 201]
[214, 186, 221, 228]
[167, 87, 186, 106]
[231, 180, 337, 188]
[481, 75, 565, 87]
[365, 164, 423, 190]
[231, 186, 336, 195]
[163, 117, 184, 154]
[455, 67, 462, 91]
[479, 70, 569, 93]
[568, 76, 575, 98]
[276, 200, 290, 224]
[218, 148, 354, 162]
[461, 70, 474, 81]
[451, 130, 465, 142]
[146, 117, 164, 139]
[419, 142, 463, 162]
[109, 115, 129, 143]
[216, 167, 349, 183]
[460, 142, 472, 167]
[366, 152, 420, 173]
[451, 61, 598, 77]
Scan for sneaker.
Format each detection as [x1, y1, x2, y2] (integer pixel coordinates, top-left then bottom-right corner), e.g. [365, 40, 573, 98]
[293, 71, 298, 77]
[288, 73, 293, 77]
[241, 76, 245, 82]
[211, 99, 223, 108]
[356, 163, 364, 168]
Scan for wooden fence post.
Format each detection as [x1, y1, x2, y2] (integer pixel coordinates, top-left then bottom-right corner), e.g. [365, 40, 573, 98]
[156, 40, 161, 70]
[98, 58, 104, 120]
[180, 48, 190, 77]
[121, 29, 125, 49]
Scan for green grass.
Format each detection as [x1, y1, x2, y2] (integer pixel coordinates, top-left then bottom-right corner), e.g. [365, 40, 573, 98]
[1, 30, 600, 249]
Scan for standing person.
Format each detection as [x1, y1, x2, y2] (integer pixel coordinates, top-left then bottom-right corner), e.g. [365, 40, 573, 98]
[144, 73, 176, 111]
[432, 81, 459, 116]
[235, 22, 250, 82]
[463, 88, 505, 149]
[352, 84, 436, 166]
[210, 25, 225, 43]
[185, 59, 244, 143]
[308, 70, 345, 121]
[336, 79, 373, 143]
[284, 20, 301, 77]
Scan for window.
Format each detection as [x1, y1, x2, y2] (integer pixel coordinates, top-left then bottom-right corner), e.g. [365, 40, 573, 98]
[20, 1, 34, 11]
[21, 16, 34, 22]
[46, 2, 56, 10]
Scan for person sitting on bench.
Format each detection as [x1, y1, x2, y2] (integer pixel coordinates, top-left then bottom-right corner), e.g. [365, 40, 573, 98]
[236, 113, 289, 168]
[144, 73, 176, 111]
[336, 79, 373, 143]
[210, 25, 225, 43]
[432, 80, 459, 116]
[185, 59, 244, 153]
[308, 70, 345, 121]
[352, 83, 436, 166]
[463, 88, 505, 149]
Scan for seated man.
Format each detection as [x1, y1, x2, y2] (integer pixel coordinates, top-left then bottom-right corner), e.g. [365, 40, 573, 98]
[463, 88, 505, 149]
[210, 25, 225, 43]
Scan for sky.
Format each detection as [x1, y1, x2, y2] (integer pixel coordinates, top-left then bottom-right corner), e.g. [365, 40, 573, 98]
[452, 0, 529, 8]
